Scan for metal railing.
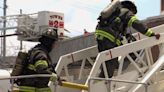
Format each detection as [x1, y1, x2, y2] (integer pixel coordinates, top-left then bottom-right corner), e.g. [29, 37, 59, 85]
[88, 77, 148, 92]
[0, 74, 54, 92]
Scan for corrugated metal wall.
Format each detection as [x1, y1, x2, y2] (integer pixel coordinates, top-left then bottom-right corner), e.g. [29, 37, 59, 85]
[50, 33, 97, 63]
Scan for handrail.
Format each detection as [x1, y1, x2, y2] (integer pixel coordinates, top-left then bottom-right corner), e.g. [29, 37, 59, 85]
[89, 77, 147, 85]
[62, 81, 88, 90]
[88, 77, 148, 92]
[0, 74, 53, 80]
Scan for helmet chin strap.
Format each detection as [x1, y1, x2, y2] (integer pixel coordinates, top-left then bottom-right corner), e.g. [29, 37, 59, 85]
[39, 36, 56, 52]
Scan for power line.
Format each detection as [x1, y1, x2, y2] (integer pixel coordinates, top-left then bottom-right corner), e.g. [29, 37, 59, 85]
[0, 33, 20, 37]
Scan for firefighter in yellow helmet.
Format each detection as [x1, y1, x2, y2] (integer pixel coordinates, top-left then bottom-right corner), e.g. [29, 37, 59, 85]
[18, 29, 60, 92]
[95, 0, 160, 78]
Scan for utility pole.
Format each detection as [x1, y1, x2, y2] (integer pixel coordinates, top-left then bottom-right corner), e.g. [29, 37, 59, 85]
[161, 0, 164, 14]
[20, 9, 23, 50]
[3, 0, 7, 62]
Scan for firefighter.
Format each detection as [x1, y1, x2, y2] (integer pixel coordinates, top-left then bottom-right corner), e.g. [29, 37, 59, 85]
[18, 29, 60, 92]
[95, 0, 160, 78]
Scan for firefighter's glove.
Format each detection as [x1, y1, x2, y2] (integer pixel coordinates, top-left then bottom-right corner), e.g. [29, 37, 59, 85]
[50, 73, 58, 82]
[49, 73, 66, 86]
[126, 34, 132, 43]
[154, 33, 160, 40]
[57, 76, 67, 86]
[57, 76, 62, 86]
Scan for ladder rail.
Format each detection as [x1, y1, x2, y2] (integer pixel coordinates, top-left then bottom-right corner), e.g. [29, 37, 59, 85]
[55, 45, 98, 77]
[88, 77, 148, 92]
[85, 32, 164, 85]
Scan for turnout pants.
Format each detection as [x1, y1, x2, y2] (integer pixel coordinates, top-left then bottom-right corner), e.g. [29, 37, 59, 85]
[97, 38, 119, 78]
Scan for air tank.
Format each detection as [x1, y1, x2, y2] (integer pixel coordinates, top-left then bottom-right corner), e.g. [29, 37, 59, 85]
[101, 0, 121, 19]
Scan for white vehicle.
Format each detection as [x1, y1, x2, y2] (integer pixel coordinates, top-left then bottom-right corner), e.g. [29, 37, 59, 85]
[0, 69, 10, 92]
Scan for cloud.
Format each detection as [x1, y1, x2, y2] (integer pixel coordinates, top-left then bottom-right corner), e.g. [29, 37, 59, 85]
[65, 8, 97, 36]
[7, 0, 108, 36]
[8, 0, 58, 14]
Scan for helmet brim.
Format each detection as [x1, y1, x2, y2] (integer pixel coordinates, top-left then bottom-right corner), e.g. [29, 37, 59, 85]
[121, 1, 137, 14]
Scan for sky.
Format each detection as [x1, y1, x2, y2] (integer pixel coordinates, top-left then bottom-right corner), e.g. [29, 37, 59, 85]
[0, 0, 161, 56]
[5, 0, 161, 35]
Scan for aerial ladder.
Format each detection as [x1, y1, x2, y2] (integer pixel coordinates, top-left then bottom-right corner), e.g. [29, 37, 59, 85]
[53, 24, 164, 92]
